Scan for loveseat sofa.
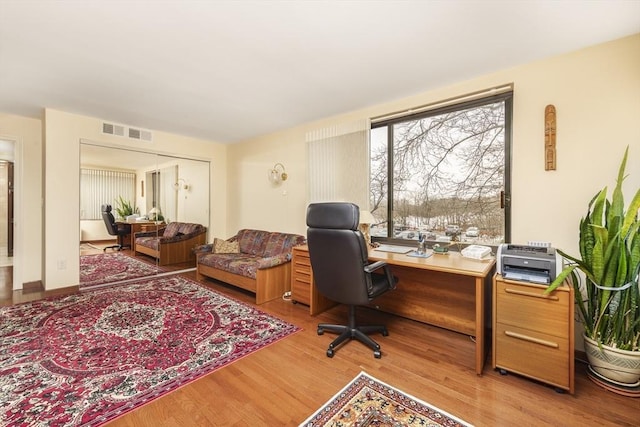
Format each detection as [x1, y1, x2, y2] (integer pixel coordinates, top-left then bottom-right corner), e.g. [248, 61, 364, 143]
[195, 229, 306, 304]
[135, 222, 207, 266]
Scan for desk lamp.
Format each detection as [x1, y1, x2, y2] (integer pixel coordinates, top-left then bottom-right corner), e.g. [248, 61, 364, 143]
[358, 210, 376, 247]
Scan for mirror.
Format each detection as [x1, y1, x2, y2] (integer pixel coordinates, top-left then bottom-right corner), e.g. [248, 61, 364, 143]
[80, 142, 210, 281]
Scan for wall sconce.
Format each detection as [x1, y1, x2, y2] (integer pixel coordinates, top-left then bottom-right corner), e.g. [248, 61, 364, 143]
[174, 178, 190, 191]
[269, 163, 288, 185]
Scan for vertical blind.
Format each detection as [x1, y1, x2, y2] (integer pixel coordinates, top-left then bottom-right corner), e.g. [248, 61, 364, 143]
[80, 168, 136, 220]
[306, 119, 370, 211]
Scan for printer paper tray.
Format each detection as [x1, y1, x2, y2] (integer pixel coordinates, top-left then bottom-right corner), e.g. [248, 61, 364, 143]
[503, 270, 550, 284]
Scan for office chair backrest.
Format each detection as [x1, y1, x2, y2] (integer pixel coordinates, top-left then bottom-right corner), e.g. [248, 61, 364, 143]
[101, 204, 118, 236]
[306, 202, 372, 306]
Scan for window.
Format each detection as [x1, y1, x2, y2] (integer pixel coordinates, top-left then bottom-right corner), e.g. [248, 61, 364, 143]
[80, 168, 136, 220]
[370, 92, 512, 248]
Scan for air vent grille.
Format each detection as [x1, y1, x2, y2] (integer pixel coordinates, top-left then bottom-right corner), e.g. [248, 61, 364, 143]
[102, 122, 125, 136]
[128, 127, 141, 139]
[140, 130, 152, 141]
[102, 122, 152, 141]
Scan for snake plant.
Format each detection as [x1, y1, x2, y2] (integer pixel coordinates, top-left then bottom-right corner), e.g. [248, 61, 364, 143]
[546, 147, 640, 351]
[114, 195, 136, 220]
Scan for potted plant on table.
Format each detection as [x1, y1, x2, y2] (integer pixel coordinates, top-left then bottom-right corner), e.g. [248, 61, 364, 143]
[545, 147, 640, 391]
[114, 196, 137, 220]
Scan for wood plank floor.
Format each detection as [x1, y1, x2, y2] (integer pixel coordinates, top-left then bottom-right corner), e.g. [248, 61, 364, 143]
[1, 246, 637, 426]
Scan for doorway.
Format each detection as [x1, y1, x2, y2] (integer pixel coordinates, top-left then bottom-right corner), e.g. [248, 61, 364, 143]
[0, 140, 14, 268]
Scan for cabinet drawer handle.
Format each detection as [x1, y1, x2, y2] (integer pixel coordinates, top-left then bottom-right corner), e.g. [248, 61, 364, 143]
[504, 288, 559, 301]
[504, 330, 559, 348]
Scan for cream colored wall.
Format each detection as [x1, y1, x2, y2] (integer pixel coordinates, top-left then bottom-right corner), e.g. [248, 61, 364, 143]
[228, 34, 640, 352]
[44, 109, 227, 289]
[0, 113, 43, 288]
[229, 34, 640, 258]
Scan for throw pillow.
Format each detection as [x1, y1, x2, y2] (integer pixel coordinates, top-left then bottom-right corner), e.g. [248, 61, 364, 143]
[213, 238, 240, 254]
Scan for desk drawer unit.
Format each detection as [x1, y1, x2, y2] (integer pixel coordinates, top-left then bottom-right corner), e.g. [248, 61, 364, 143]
[291, 247, 312, 306]
[290, 245, 337, 315]
[493, 275, 574, 393]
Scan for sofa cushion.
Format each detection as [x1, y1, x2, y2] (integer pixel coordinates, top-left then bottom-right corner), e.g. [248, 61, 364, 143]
[213, 238, 240, 254]
[263, 232, 306, 257]
[163, 222, 182, 238]
[236, 229, 271, 256]
[136, 236, 160, 251]
[178, 222, 205, 235]
[199, 253, 261, 279]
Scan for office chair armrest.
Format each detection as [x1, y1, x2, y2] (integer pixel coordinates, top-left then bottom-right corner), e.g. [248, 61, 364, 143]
[364, 261, 396, 289]
[364, 260, 387, 273]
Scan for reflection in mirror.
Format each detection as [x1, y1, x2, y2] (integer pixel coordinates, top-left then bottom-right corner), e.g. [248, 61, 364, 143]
[79, 142, 210, 284]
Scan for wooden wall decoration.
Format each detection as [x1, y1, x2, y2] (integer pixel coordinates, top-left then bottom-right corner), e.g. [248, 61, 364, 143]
[545, 105, 556, 170]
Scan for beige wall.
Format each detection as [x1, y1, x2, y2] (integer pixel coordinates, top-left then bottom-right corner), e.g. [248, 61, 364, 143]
[44, 109, 227, 289]
[228, 34, 640, 258]
[227, 34, 640, 352]
[2, 33, 638, 307]
[0, 113, 43, 288]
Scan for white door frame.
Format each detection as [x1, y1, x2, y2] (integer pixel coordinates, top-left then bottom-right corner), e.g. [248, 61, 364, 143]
[0, 135, 21, 290]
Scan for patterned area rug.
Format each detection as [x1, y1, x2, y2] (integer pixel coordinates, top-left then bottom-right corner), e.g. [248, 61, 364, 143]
[0, 276, 300, 426]
[300, 372, 473, 427]
[80, 252, 164, 289]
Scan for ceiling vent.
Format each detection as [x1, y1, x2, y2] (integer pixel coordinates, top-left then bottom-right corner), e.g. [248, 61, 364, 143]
[102, 122, 152, 142]
[102, 122, 125, 137]
[128, 127, 153, 142]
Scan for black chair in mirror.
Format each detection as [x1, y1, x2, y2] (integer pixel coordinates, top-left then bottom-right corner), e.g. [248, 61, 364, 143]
[101, 204, 131, 251]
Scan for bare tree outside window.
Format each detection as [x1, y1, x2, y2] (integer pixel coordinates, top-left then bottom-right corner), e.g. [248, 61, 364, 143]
[370, 95, 511, 247]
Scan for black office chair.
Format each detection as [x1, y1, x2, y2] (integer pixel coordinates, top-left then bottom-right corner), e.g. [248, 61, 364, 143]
[306, 202, 397, 358]
[101, 204, 131, 251]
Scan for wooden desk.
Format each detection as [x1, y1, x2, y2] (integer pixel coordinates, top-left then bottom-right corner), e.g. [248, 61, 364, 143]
[368, 249, 496, 375]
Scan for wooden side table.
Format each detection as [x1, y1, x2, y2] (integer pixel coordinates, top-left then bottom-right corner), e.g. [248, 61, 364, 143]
[492, 274, 575, 393]
[290, 245, 336, 315]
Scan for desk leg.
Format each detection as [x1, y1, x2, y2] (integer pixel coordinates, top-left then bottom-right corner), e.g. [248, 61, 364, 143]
[475, 276, 485, 375]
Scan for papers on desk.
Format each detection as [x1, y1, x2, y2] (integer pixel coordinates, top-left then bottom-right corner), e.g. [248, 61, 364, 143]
[373, 245, 413, 254]
[406, 250, 432, 258]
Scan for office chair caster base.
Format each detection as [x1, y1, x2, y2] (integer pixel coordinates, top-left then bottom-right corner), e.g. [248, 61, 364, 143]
[373, 350, 382, 359]
[326, 349, 335, 358]
[317, 327, 324, 335]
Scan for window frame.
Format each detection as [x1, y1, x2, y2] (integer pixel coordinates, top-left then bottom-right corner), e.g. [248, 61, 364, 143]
[370, 91, 513, 248]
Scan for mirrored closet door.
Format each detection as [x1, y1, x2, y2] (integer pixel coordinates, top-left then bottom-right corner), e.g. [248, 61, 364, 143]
[80, 141, 210, 284]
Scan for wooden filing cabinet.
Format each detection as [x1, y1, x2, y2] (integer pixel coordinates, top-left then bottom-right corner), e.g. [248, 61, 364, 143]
[492, 274, 574, 394]
[290, 245, 336, 315]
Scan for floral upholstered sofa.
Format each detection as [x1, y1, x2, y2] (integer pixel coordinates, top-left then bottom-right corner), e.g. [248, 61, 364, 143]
[195, 229, 306, 304]
[135, 222, 207, 266]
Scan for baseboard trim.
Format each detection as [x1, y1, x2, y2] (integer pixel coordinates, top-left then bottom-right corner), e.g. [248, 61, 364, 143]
[22, 280, 44, 293]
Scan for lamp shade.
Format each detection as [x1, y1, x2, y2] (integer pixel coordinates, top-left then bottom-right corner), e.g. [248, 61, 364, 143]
[359, 210, 375, 225]
[147, 208, 162, 221]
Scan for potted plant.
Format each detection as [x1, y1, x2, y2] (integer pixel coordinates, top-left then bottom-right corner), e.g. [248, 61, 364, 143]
[546, 147, 640, 388]
[114, 196, 137, 220]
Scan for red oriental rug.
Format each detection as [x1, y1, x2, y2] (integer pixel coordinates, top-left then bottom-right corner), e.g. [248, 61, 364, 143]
[0, 276, 300, 426]
[80, 252, 165, 289]
[301, 372, 473, 427]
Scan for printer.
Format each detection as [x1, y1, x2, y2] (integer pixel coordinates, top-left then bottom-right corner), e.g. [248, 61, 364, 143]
[497, 244, 559, 284]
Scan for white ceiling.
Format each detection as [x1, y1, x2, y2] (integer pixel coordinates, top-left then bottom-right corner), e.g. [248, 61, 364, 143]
[1, 0, 639, 144]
